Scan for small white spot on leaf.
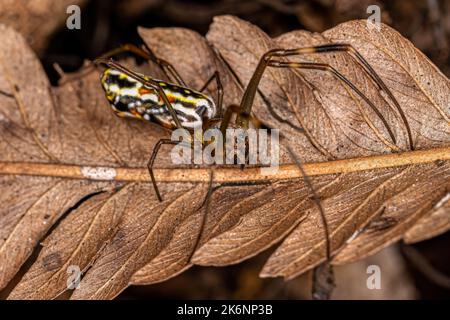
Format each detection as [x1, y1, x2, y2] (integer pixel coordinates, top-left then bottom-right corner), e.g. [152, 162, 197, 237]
[81, 166, 117, 180]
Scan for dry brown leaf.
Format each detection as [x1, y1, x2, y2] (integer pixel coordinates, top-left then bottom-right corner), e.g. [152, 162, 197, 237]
[404, 195, 450, 243]
[0, 15, 449, 300]
[8, 190, 125, 299]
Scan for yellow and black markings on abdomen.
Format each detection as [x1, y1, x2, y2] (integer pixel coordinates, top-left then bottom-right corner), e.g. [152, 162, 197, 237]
[100, 68, 217, 129]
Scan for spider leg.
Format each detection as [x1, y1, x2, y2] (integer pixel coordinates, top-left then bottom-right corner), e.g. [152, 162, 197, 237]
[146, 138, 193, 201]
[231, 45, 404, 295]
[141, 43, 187, 86]
[187, 101, 272, 261]
[249, 44, 412, 149]
[214, 103, 330, 261]
[219, 104, 239, 138]
[283, 137, 335, 299]
[188, 171, 273, 263]
[199, 71, 224, 118]
[187, 169, 215, 263]
[58, 43, 187, 86]
[281, 43, 413, 150]
[97, 61, 222, 203]
[268, 60, 397, 145]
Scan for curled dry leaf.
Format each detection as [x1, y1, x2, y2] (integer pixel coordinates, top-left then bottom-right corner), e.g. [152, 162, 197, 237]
[0, 16, 449, 299]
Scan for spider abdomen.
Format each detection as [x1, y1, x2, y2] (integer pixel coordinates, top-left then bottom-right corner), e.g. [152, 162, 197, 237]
[100, 68, 217, 129]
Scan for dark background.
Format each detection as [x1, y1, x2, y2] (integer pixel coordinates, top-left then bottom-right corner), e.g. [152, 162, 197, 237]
[42, 0, 450, 82]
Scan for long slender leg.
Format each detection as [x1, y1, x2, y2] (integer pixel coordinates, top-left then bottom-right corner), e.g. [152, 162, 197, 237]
[99, 43, 186, 87]
[187, 169, 215, 263]
[150, 145, 271, 262]
[147, 139, 177, 201]
[148, 71, 223, 202]
[146, 138, 193, 201]
[286, 44, 413, 150]
[232, 48, 400, 246]
[216, 48, 306, 134]
[188, 104, 272, 261]
[219, 104, 239, 138]
[98, 60, 225, 202]
[59, 43, 187, 87]
[111, 51, 224, 119]
[189, 140, 330, 264]
[268, 60, 397, 144]
[271, 45, 412, 149]
[236, 46, 408, 148]
[233, 115, 331, 264]
[284, 144, 331, 261]
[199, 71, 224, 118]
[142, 43, 187, 86]
[98, 44, 188, 86]
[96, 44, 186, 85]
[284, 141, 335, 300]
[236, 51, 397, 145]
[198, 180, 272, 210]
[188, 173, 273, 263]
[219, 104, 250, 166]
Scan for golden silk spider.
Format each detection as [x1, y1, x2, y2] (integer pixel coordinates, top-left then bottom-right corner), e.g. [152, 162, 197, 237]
[82, 41, 411, 286]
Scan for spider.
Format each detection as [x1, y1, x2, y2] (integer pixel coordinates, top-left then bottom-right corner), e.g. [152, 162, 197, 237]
[90, 41, 412, 286]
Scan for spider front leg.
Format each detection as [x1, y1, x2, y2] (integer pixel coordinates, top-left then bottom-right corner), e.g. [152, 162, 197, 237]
[269, 59, 397, 144]
[236, 46, 410, 149]
[99, 44, 225, 110]
[275, 44, 413, 149]
[97, 43, 187, 86]
[232, 49, 339, 296]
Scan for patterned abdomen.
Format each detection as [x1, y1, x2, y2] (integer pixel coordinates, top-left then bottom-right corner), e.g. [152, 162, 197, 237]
[100, 68, 217, 129]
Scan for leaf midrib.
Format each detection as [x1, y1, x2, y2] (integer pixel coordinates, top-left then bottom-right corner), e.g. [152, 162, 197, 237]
[0, 147, 448, 183]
